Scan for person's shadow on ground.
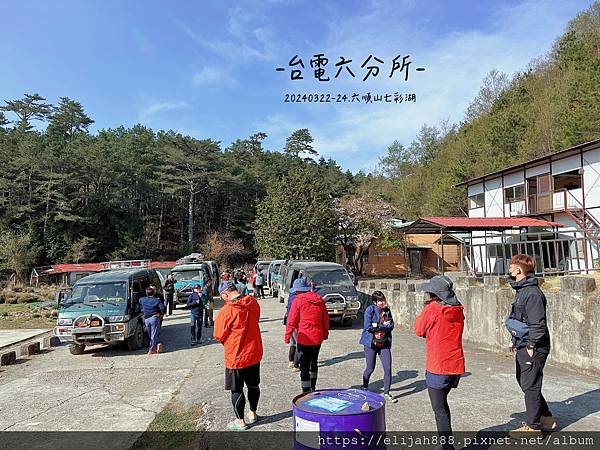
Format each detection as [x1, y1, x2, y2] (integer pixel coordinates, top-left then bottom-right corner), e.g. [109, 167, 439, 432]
[90, 319, 218, 357]
[462, 388, 600, 449]
[318, 351, 364, 368]
[253, 409, 294, 427]
[346, 369, 424, 396]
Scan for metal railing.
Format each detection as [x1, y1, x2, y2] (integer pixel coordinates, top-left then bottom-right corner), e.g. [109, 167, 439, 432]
[465, 230, 597, 277]
[99, 260, 152, 271]
[526, 188, 583, 214]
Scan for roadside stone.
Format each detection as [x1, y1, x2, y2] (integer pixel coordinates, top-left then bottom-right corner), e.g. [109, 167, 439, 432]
[0, 351, 16, 366]
[20, 342, 41, 356]
[560, 276, 596, 293]
[43, 336, 61, 348]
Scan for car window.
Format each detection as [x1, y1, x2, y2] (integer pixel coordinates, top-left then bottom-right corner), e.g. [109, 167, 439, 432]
[307, 269, 353, 287]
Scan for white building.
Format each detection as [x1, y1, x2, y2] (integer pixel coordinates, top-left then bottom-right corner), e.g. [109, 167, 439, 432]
[457, 138, 600, 275]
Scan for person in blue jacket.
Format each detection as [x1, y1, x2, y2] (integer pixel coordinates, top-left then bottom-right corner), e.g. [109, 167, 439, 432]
[360, 290, 397, 403]
[139, 286, 166, 355]
[187, 285, 206, 346]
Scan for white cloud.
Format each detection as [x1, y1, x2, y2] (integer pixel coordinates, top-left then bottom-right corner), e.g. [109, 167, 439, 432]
[176, 7, 286, 63]
[261, 0, 593, 172]
[192, 67, 237, 87]
[138, 101, 189, 122]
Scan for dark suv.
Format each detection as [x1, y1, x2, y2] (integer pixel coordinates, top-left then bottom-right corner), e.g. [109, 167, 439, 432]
[281, 261, 361, 324]
[54, 268, 163, 354]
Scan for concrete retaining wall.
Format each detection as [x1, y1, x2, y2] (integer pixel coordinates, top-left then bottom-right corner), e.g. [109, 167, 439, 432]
[358, 275, 600, 375]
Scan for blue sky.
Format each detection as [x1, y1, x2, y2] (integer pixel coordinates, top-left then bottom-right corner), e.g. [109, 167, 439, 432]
[0, 0, 595, 172]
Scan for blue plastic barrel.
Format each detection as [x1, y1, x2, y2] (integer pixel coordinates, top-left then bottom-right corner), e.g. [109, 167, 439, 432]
[293, 388, 386, 450]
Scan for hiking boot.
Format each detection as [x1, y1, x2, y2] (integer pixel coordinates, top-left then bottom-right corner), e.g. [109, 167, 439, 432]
[288, 362, 295, 369]
[509, 423, 542, 439]
[541, 415, 557, 430]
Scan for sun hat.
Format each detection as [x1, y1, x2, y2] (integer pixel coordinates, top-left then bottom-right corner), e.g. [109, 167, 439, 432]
[420, 275, 460, 306]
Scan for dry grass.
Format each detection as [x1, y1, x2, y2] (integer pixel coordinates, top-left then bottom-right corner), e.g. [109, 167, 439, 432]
[0, 286, 58, 329]
[541, 272, 600, 292]
[131, 401, 205, 450]
[0, 303, 56, 329]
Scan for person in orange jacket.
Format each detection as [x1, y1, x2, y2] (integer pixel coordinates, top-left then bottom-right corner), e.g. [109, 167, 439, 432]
[414, 276, 465, 450]
[284, 277, 329, 393]
[214, 280, 263, 431]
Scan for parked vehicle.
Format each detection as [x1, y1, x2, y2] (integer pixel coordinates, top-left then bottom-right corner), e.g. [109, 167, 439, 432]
[281, 261, 361, 324]
[54, 268, 163, 355]
[255, 260, 271, 275]
[170, 263, 211, 306]
[268, 259, 286, 297]
[204, 260, 220, 284]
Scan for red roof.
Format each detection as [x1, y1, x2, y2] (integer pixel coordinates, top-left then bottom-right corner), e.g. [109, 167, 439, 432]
[422, 216, 564, 229]
[46, 263, 102, 274]
[45, 261, 178, 274]
[150, 261, 177, 269]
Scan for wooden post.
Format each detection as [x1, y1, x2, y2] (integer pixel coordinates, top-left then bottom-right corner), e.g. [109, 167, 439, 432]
[441, 230, 445, 275]
[403, 231, 408, 283]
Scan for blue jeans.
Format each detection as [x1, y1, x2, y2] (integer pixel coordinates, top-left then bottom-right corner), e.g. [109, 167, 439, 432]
[363, 346, 392, 394]
[191, 310, 203, 341]
[144, 316, 161, 351]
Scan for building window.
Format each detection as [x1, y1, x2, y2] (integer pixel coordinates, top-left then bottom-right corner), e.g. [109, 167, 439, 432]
[553, 170, 582, 191]
[468, 193, 485, 209]
[504, 184, 525, 203]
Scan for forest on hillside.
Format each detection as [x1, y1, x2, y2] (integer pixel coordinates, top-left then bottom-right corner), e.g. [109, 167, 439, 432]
[0, 3, 598, 277]
[372, 3, 600, 217]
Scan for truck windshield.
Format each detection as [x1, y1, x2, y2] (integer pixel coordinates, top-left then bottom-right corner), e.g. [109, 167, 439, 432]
[67, 282, 127, 304]
[173, 270, 203, 282]
[309, 270, 353, 287]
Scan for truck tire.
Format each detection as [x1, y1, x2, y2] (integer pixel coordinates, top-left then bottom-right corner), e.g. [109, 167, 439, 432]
[69, 344, 85, 355]
[127, 322, 144, 351]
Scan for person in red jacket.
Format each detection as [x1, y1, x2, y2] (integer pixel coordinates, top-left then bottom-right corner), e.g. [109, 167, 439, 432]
[284, 277, 329, 393]
[414, 276, 465, 450]
[214, 280, 263, 431]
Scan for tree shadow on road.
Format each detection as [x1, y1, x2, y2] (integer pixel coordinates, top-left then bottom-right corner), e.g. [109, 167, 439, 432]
[462, 388, 600, 449]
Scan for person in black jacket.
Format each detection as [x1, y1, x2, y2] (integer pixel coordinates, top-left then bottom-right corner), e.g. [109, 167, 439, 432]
[164, 273, 176, 315]
[507, 254, 555, 436]
[187, 285, 205, 346]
